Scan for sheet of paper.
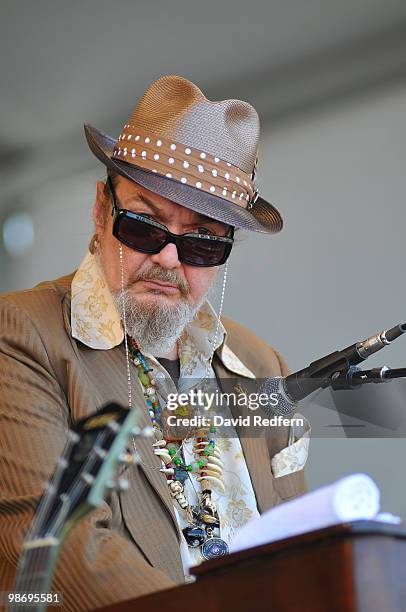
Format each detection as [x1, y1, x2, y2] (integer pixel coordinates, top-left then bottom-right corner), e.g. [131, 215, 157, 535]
[229, 473, 381, 554]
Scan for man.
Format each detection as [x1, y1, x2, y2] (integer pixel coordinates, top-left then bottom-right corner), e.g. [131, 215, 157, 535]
[0, 75, 309, 611]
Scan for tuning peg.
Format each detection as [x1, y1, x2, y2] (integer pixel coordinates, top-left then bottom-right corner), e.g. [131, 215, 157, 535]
[131, 426, 141, 436]
[117, 477, 130, 491]
[68, 431, 80, 443]
[118, 452, 136, 465]
[106, 478, 117, 490]
[94, 446, 108, 460]
[82, 473, 95, 486]
[106, 477, 129, 491]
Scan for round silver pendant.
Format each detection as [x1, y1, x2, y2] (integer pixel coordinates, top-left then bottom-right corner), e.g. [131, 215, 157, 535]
[201, 537, 229, 560]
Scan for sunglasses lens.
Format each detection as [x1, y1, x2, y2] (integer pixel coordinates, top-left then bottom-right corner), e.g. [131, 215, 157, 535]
[115, 216, 167, 252]
[113, 212, 232, 266]
[180, 236, 231, 266]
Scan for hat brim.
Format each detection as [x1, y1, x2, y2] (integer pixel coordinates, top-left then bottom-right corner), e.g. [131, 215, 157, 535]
[84, 123, 283, 234]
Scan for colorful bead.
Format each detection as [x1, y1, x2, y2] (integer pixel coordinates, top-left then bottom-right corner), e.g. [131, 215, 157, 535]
[174, 468, 188, 484]
[138, 372, 150, 386]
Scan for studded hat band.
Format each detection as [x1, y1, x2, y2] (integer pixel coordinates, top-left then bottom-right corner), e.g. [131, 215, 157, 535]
[112, 125, 256, 209]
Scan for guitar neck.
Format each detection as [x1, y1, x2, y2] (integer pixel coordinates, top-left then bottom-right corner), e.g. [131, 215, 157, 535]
[10, 538, 60, 611]
[9, 402, 139, 611]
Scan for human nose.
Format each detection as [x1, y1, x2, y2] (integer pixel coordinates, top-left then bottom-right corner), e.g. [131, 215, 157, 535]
[149, 241, 182, 269]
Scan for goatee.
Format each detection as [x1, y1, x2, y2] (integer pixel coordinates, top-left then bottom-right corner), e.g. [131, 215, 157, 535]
[110, 265, 207, 356]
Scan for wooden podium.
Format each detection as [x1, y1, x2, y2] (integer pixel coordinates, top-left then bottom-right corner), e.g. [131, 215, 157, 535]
[100, 522, 406, 612]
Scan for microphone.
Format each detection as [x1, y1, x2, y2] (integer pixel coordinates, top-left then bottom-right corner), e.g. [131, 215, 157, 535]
[260, 322, 406, 417]
[331, 365, 406, 390]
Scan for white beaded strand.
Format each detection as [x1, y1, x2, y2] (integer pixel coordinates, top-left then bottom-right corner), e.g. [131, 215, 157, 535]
[205, 260, 229, 382]
[119, 243, 132, 409]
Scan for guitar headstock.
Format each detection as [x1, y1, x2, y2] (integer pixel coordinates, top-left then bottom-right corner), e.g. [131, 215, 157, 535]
[28, 402, 149, 542]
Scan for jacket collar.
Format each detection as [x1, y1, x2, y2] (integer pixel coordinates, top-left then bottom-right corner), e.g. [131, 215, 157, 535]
[70, 251, 255, 379]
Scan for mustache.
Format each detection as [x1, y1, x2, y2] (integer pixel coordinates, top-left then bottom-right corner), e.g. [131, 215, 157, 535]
[127, 266, 190, 297]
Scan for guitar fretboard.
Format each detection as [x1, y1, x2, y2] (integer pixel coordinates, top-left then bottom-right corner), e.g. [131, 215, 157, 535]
[11, 539, 59, 611]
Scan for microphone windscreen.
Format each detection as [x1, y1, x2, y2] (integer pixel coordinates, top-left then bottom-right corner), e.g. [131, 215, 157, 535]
[258, 377, 296, 417]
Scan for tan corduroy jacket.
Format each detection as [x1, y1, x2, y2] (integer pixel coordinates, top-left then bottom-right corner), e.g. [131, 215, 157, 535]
[0, 273, 306, 611]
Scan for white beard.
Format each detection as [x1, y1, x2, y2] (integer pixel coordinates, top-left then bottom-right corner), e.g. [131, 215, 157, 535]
[111, 287, 206, 356]
[94, 248, 217, 356]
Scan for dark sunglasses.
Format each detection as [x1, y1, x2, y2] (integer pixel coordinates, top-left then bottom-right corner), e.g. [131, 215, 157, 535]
[107, 177, 234, 267]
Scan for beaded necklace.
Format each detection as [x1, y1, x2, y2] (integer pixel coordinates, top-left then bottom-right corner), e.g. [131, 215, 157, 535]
[128, 335, 229, 560]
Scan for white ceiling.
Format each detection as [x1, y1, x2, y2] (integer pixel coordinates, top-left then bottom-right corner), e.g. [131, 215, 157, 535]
[1, 0, 406, 206]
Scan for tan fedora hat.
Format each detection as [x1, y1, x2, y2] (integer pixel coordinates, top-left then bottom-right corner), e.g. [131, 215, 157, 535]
[84, 75, 283, 233]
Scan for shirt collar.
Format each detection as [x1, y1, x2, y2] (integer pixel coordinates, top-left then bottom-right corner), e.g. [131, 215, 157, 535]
[71, 251, 255, 378]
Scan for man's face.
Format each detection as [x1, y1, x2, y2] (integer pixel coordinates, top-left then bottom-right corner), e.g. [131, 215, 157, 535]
[92, 174, 231, 311]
